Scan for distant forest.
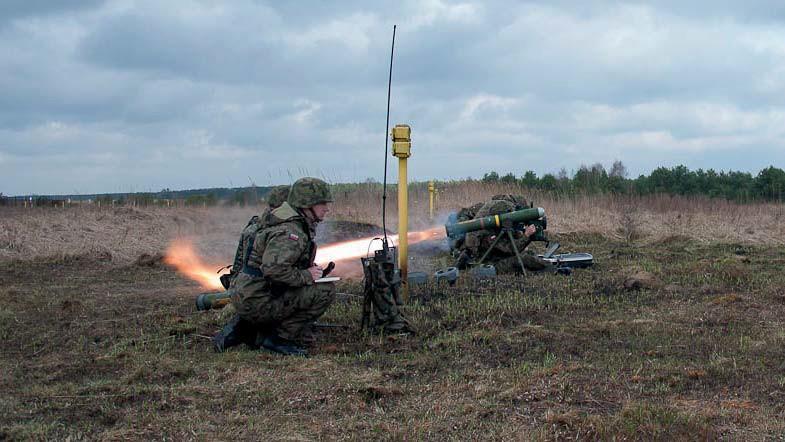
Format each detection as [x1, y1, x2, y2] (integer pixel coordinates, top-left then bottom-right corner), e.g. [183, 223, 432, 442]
[3, 162, 785, 206]
[0, 186, 275, 207]
[479, 162, 785, 203]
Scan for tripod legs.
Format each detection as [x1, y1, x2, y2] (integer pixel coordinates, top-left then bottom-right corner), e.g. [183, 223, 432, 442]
[475, 227, 527, 275]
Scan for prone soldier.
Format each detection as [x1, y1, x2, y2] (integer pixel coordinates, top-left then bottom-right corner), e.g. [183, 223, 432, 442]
[455, 197, 553, 273]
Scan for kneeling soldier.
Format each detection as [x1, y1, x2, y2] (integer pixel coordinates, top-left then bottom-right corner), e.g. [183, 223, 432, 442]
[214, 177, 336, 356]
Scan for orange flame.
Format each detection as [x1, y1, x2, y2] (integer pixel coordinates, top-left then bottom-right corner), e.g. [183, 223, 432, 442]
[165, 226, 446, 287]
[314, 226, 445, 265]
[164, 239, 227, 290]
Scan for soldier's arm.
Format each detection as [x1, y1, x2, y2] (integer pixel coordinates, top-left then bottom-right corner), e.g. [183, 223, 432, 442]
[230, 235, 245, 273]
[259, 230, 313, 287]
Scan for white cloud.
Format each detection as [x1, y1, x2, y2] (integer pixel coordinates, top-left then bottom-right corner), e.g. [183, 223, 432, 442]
[289, 100, 323, 125]
[571, 100, 785, 136]
[459, 93, 519, 120]
[287, 13, 378, 53]
[408, 0, 483, 28]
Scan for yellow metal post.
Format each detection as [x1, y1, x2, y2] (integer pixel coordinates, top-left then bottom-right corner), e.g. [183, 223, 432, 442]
[428, 180, 435, 220]
[391, 124, 411, 301]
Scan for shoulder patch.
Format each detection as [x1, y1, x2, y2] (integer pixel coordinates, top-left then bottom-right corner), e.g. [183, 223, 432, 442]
[288, 233, 299, 241]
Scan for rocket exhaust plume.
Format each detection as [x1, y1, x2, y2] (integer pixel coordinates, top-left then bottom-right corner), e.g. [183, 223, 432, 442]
[164, 239, 227, 291]
[165, 227, 445, 288]
[314, 226, 444, 265]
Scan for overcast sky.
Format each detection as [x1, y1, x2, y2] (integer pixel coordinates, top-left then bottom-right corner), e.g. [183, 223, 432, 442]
[2, 0, 785, 195]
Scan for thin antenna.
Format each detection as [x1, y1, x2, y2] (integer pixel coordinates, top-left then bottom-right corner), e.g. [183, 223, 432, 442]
[382, 25, 397, 245]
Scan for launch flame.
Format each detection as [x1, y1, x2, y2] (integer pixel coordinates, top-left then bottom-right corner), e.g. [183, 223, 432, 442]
[165, 226, 445, 288]
[164, 239, 227, 291]
[314, 226, 444, 265]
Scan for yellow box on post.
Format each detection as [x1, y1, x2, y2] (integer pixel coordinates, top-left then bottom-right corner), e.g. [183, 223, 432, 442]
[391, 124, 411, 158]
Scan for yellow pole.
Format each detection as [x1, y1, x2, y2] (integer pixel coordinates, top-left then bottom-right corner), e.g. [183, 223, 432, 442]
[398, 157, 408, 284]
[428, 180, 434, 220]
[391, 124, 411, 301]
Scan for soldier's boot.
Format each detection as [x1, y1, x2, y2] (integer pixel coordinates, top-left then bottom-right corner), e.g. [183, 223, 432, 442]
[261, 335, 308, 357]
[298, 323, 318, 347]
[213, 314, 251, 352]
[383, 321, 416, 335]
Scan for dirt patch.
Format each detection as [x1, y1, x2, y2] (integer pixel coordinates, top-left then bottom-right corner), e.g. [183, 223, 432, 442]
[134, 253, 164, 267]
[623, 271, 661, 290]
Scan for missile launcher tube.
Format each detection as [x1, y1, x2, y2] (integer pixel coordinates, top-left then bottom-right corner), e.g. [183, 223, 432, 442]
[445, 207, 545, 238]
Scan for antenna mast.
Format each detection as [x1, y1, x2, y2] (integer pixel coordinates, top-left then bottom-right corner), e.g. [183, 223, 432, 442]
[381, 25, 396, 246]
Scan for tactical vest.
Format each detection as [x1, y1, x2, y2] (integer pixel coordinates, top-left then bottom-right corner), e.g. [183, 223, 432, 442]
[243, 205, 316, 279]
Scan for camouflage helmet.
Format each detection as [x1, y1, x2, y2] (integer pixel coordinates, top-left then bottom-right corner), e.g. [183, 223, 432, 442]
[491, 194, 528, 209]
[476, 199, 515, 218]
[287, 177, 333, 208]
[266, 185, 290, 209]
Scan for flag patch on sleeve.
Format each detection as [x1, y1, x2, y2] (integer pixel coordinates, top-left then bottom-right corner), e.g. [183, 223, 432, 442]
[288, 233, 299, 241]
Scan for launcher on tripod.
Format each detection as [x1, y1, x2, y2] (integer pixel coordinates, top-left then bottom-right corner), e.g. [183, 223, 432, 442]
[446, 207, 546, 273]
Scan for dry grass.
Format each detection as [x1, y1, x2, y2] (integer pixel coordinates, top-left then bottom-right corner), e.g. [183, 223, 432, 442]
[3, 233, 785, 439]
[0, 205, 257, 264]
[2, 184, 783, 265]
[334, 181, 785, 245]
[2, 184, 785, 439]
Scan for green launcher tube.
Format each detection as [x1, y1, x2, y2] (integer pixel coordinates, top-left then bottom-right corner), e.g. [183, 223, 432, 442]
[446, 207, 545, 238]
[195, 291, 232, 311]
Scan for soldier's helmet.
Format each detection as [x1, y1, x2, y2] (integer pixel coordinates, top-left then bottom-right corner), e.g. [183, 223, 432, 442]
[266, 185, 290, 209]
[287, 177, 334, 209]
[490, 194, 528, 209]
[476, 199, 516, 218]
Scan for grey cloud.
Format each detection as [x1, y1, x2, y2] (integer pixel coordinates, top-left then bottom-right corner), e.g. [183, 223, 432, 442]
[77, 2, 385, 90]
[0, 0, 105, 28]
[2, 0, 785, 195]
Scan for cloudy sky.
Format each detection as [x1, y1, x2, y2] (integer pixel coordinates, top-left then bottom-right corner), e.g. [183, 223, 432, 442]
[2, 0, 785, 195]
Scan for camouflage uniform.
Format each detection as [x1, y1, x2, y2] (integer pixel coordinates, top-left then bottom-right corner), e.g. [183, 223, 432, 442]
[362, 260, 413, 334]
[462, 199, 551, 273]
[231, 201, 335, 342]
[456, 201, 485, 223]
[227, 185, 290, 282]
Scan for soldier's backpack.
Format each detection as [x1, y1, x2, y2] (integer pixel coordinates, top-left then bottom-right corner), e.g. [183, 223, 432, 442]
[222, 213, 269, 289]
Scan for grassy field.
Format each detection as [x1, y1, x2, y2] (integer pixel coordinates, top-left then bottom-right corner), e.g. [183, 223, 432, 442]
[2, 188, 785, 440]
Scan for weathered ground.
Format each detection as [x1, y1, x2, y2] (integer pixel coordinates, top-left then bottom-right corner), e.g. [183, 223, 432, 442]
[2, 231, 784, 440]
